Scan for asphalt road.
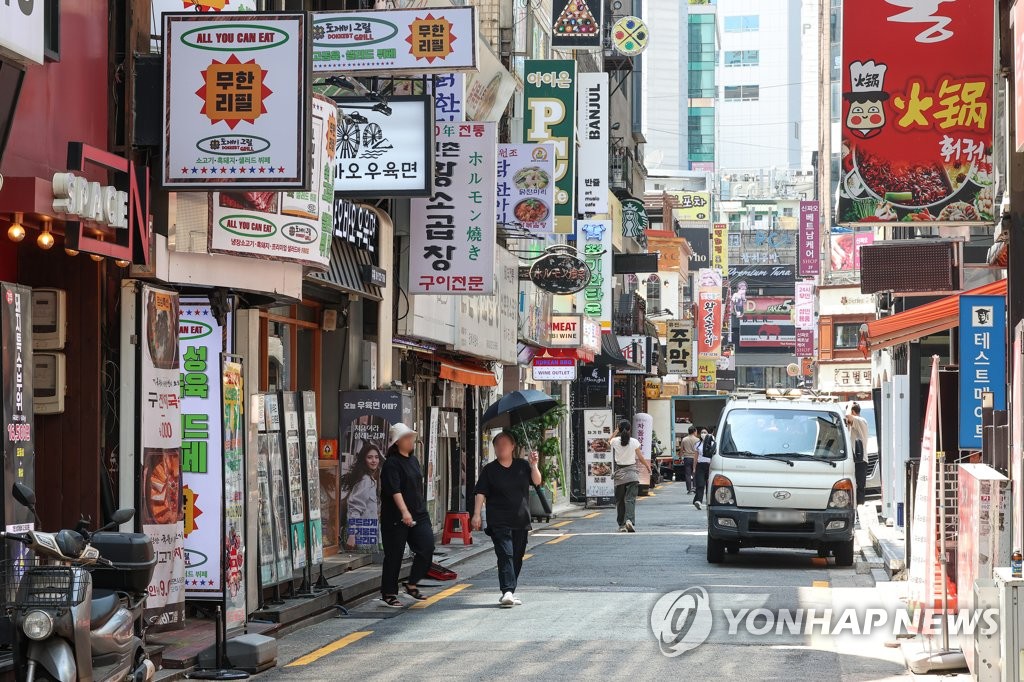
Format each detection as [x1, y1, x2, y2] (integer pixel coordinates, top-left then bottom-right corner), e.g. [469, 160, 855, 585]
[258, 481, 911, 681]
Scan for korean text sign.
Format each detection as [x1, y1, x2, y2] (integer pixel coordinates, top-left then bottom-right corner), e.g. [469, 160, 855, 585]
[576, 220, 613, 329]
[576, 72, 609, 215]
[163, 13, 311, 189]
[799, 200, 820, 276]
[696, 268, 723, 389]
[496, 144, 556, 236]
[410, 122, 497, 295]
[525, 60, 577, 234]
[665, 320, 695, 377]
[712, 223, 728, 276]
[839, 0, 994, 225]
[958, 295, 1005, 449]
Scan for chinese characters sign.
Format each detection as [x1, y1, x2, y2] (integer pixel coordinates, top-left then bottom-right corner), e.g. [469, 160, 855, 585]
[497, 144, 556, 236]
[312, 8, 478, 74]
[712, 223, 728, 276]
[958, 295, 1005, 449]
[576, 72, 609, 215]
[665, 320, 695, 377]
[840, 0, 994, 224]
[525, 60, 577, 234]
[576, 220, 613, 329]
[209, 95, 334, 269]
[799, 200, 820, 276]
[163, 13, 310, 189]
[410, 122, 497, 295]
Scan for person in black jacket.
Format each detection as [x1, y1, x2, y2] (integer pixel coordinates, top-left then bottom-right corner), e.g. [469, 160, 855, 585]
[378, 423, 434, 608]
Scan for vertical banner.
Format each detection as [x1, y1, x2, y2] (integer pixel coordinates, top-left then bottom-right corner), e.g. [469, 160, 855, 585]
[410, 122, 497, 294]
[794, 279, 816, 359]
[427, 406, 439, 502]
[696, 269, 723, 390]
[525, 59, 576, 234]
[434, 73, 466, 122]
[1, 284, 34, 570]
[799, 200, 820, 276]
[576, 219, 613, 329]
[279, 392, 307, 571]
[908, 356, 940, 612]
[263, 394, 292, 581]
[576, 72, 609, 215]
[139, 285, 185, 628]
[1016, 1, 1024, 152]
[632, 413, 653, 487]
[583, 408, 614, 502]
[300, 391, 324, 566]
[665, 320, 695, 376]
[711, 223, 728, 275]
[221, 359, 246, 632]
[496, 144, 556, 236]
[795, 330, 816, 358]
[958, 295, 1006, 449]
[179, 298, 224, 599]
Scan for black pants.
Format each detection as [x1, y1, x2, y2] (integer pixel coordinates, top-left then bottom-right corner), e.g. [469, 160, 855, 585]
[380, 512, 434, 597]
[693, 462, 710, 503]
[855, 461, 868, 505]
[677, 458, 695, 491]
[490, 527, 529, 594]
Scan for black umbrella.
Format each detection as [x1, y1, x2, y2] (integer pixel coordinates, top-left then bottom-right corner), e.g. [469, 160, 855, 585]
[481, 390, 557, 515]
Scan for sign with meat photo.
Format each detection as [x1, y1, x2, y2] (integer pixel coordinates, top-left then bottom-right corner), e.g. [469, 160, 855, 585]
[838, 0, 995, 225]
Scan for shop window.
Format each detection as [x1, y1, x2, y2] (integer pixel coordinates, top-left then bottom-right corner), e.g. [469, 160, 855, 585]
[44, 0, 60, 62]
[834, 323, 861, 349]
[260, 302, 323, 419]
[646, 275, 662, 314]
[724, 85, 759, 102]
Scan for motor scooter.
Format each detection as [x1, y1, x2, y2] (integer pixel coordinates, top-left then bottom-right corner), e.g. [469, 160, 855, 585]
[1, 483, 157, 682]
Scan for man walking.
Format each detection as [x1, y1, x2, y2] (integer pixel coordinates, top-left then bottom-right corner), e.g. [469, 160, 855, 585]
[677, 426, 700, 493]
[472, 432, 542, 607]
[847, 403, 869, 505]
[693, 427, 714, 510]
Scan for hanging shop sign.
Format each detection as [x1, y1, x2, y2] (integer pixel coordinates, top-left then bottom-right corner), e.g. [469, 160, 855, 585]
[647, 234, 685, 271]
[621, 198, 650, 248]
[410, 122, 497, 295]
[497, 247, 520, 365]
[581, 316, 601, 356]
[817, 362, 872, 392]
[333, 95, 433, 197]
[0, 0, 43, 64]
[676, 227, 710, 267]
[525, 60, 577, 235]
[138, 285, 186, 628]
[163, 13, 311, 190]
[576, 219, 613, 329]
[497, 143, 556, 236]
[519, 281, 553, 347]
[830, 230, 875, 272]
[576, 72, 609, 214]
[665, 319, 695, 376]
[728, 264, 795, 287]
[799, 200, 820, 276]
[209, 95, 334, 269]
[532, 357, 577, 381]
[611, 16, 649, 57]
[465, 40, 517, 122]
[529, 250, 591, 295]
[795, 329, 815, 358]
[959, 295, 1006, 449]
[456, 287, 502, 361]
[221, 359, 246, 631]
[548, 313, 583, 348]
[434, 73, 465, 122]
[712, 223, 728, 276]
[311, 7, 478, 75]
[179, 298, 224, 600]
[839, 0, 994, 225]
[669, 191, 711, 222]
[333, 198, 379, 255]
[551, 0, 603, 49]
[618, 335, 653, 374]
[794, 281, 815, 330]
[584, 408, 615, 500]
[738, 320, 795, 349]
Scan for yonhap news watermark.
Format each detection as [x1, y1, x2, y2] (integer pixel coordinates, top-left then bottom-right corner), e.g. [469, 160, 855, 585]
[650, 587, 999, 657]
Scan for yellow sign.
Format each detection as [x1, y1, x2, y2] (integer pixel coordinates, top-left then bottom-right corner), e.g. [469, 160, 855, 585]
[697, 357, 717, 390]
[645, 379, 662, 399]
[712, 223, 728, 276]
[199, 55, 269, 128]
[669, 191, 711, 222]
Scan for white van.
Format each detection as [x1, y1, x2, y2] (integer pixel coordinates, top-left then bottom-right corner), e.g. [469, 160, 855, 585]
[705, 397, 857, 566]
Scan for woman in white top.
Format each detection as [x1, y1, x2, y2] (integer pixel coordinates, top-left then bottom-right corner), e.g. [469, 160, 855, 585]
[341, 442, 382, 549]
[607, 421, 651, 533]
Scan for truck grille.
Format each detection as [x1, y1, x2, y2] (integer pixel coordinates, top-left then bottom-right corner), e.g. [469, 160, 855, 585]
[748, 521, 816, 533]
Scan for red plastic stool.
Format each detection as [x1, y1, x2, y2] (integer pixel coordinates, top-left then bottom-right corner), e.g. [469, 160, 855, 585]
[441, 512, 473, 545]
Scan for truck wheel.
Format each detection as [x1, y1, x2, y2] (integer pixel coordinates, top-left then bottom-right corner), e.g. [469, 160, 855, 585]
[706, 536, 725, 564]
[833, 540, 855, 567]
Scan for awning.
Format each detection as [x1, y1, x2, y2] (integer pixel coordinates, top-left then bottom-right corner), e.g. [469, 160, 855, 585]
[595, 332, 628, 367]
[861, 279, 1007, 353]
[538, 347, 596, 363]
[439, 358, 497, 387]
[306, 238, 383, 301]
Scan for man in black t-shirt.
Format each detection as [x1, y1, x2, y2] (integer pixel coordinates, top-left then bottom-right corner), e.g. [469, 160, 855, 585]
[472, 431, 542, 607]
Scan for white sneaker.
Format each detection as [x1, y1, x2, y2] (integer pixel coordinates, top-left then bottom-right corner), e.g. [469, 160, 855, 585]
[618, 526, 627, 533]
[625, 520, 635, 533]
[511, 594, 523, 606]
[499, 591, 515, 607]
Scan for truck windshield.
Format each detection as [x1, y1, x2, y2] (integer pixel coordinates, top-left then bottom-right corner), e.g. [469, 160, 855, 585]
[719, 408, 848, 461]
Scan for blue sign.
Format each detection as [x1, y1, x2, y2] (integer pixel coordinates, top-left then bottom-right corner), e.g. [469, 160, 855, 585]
[958, 295, 1006, 449]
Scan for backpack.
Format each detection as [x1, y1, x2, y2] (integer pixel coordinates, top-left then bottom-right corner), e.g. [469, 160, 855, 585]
[702, 434, 717, 458]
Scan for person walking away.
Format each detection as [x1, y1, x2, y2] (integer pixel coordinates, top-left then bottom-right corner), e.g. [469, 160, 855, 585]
[678, 426, 701, 493]
[471, 432, 542, 608]
[379, 423, 434, 608]
[847, 403, 870, 505]
[609, 421, 651, 532]
[693, 427, 715, 510]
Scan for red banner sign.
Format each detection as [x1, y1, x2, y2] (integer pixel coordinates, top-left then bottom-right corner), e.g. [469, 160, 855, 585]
[839, 0, 994, 225]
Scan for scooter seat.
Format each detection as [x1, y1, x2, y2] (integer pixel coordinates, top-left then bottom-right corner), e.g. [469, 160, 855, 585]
[90, 589, 120, 629]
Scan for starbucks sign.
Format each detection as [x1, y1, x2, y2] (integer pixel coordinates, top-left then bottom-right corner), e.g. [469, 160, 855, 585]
[621, 198, 649, 248]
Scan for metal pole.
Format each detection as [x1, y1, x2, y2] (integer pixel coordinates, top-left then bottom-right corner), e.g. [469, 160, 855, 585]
[935, 357, 950, 651]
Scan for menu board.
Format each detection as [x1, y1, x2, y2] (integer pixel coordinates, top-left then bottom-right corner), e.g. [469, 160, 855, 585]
[280, 392, 307, 571]
[583, 409, 614, 501]
[300, 391, 324, 566]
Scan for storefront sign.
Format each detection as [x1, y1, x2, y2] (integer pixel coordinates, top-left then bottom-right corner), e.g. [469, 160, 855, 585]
[221, 360, 246, 631]
[256, 394, 290, 584]
[712, 222, 728, 275]
[576, 219, 613, 329]
[665, 319, 695, 376]
[0, 0, 43, 64]
[818, 287, 875, 314]
[434, 73, 465, 122]
[519, 282, 553, 347]
[696, 269, 722, 390]
[611, 16, 649, 56]
[465, 40, 517, 122]
[532, 357, 577, 381]
[581, 317, 601, 356]
[548, 313, 583, 347]
[163, 13, 310, 189]
[179, 298, 224, 600]
[840, 0, 994, 225]
[456, 286, 501, 360]
[670, 191, 711, 222]
[525, 60, 577, 234]
[410, 122, 497, 295]
[529, 250, 590, 295]
[583, 408, 614, 499]
[333, 199, 379, 255]
[361, 265, 387, 288]
[647, 235, 684, 271]
[677, 227, 710, 266]
[959, 295, 1006, 449]
[795, 329, 815, 357]
[52, 174, 130, 230]
[1, 284, 35, 567]
[497, 143, 556, 236]
[333, 95, 432, 197]
[210, 96, 334, 269]
[831, 230, 875, 272]
[728, 264, 795, 287]
[799, 200, 820, 276]
[617, 335, 652, 374]
[622, 198, 650, 247]
[794, 281, 815, 331]
[138, 285, 186, 628]
[818, 363, 873, 392]
[576, 72, 608, 214]
[739, 320, 795, 348]
[312, 7, 478, 74]
[551, 0, 603, 48]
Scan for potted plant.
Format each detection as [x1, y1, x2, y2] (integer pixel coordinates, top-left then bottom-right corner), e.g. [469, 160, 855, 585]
[509, 402, 566, 520]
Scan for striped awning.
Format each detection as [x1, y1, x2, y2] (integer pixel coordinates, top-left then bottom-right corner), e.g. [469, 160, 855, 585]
[307, 239, 382, 301]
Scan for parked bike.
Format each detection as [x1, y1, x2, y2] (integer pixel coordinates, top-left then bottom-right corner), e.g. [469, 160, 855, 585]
[1, 483, 156, 681]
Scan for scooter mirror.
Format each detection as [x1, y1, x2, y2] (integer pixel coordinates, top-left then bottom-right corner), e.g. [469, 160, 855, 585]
[111, 508, 135, 525]
[12, 483, 36, 509]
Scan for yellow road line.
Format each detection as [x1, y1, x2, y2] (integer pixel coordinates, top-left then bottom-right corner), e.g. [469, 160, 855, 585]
[550, 520, 573, 528]
[410, 582, 471, 609]
[547, 533, 574, 545]
[812, 580, 830, 588]
[523, 553, 534, 560]
[583, 512, 601, 519]
[286, 631, 373, 666]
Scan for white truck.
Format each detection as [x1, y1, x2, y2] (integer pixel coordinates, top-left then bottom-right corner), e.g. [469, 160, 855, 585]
[705, 396, 857, 566]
